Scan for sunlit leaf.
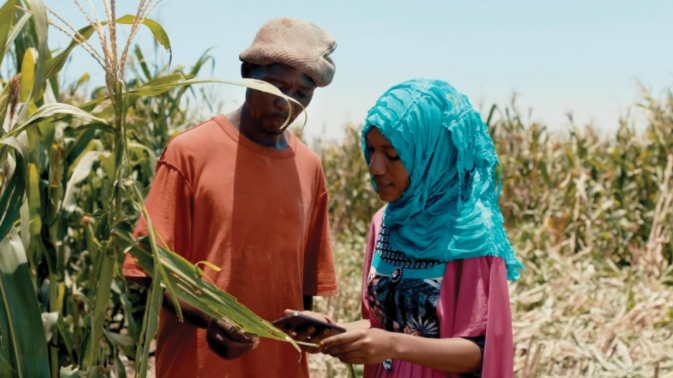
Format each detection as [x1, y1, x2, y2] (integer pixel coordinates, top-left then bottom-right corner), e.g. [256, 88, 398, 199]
[5, 103, 109, 138]
[117, 15, 171, 65]
[24, 0, 48, 103]
[0, 227, 51, 377]
[134, 46, 152, 82]
[4, 14, 30, 59]
[0, 138, 26, 240]
[0, 0, 18, 69]
[63, 151, 109, 213]
[27, 163, 41, 236]
[19, 48, 35, 103]
[113, 231, 307, 353]
[0, 83, 11, 136]
[45, 15, 170, 82]
[43, 24, 97, 81]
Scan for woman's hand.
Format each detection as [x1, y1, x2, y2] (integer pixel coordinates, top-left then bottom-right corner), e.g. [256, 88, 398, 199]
[206, 318, 260, 360]
[281, 309, 338, 354]
[320, 328, 397, 365]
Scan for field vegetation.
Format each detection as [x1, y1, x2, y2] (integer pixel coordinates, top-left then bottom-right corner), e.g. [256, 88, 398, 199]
[0, 1, 671, 377]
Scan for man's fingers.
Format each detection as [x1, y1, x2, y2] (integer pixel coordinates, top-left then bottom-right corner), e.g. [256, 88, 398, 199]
[229, 331, 258, 344]
[215, 320, 257, 344]
[225, 340, 257, 360]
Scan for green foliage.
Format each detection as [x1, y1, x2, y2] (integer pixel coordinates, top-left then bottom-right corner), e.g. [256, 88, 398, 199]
[0, 1, 307, 377]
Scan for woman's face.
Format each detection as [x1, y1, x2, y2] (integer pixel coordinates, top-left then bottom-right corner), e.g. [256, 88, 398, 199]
[366, 127, 410, 202]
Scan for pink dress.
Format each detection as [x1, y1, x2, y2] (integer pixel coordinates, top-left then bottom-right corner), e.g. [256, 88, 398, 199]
[360, 209, 514, 378]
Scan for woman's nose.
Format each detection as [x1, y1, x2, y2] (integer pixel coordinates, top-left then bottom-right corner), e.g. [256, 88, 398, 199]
[368, 153, 386, 176]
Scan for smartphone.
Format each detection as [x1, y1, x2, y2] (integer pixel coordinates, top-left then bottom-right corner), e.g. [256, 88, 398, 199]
[272, 313, 346, 337]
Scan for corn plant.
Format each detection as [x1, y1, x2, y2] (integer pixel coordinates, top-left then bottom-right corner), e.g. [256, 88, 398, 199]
[0, 1, 313, 377]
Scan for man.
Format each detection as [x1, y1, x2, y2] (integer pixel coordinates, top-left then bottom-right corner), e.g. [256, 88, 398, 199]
[122, 17, 338, 378]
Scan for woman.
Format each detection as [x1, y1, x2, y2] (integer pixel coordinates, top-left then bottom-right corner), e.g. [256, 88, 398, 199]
[287, 78, 524, 377]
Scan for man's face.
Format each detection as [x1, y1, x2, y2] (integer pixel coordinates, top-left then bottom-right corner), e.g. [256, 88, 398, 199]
[242, 63, 316, 135]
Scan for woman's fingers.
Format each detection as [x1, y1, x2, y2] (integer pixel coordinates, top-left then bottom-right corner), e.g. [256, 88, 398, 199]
[322, 337, 365, 356]
[332, 351, 365, 364]
[320, 330, 364, 350]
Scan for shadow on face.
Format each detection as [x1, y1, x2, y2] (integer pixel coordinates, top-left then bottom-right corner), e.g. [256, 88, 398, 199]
[241, 62, 316, 135]
[365, 127, 410, 202]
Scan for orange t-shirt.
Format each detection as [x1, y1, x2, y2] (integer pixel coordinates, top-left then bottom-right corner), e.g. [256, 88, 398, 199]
[122, 114, 337, 378]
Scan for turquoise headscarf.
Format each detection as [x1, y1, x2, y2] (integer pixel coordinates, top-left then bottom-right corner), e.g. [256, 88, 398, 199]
[362, 78, 524, 281]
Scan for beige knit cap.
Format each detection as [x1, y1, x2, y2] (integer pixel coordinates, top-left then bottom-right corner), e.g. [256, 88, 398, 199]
[239, 17, 337, 87]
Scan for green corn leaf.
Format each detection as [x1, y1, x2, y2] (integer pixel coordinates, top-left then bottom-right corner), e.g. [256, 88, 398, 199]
[64, 122, 114, 136]
[135, 263, 162, 378]
[43, 23, 97, 82]
[0, 0, 18, 70]
[0, 227, 51, 378]
[79, 248, 116, 369]
[103, 332, 128, 378]
[112, 230, 311, 353]
[27, 163, 41, 236]
[63, 151, 109, 213]
[103, 330, 136, 361]
[0, 137, 27, 240]
[0, 82, 10, 132]
[117, 15, 171, 66]
[3, 13, 30, 58]
[55, 315, 77, 364]
[5, 103, 109, 138]
[45, 15, 170, 82]
[133, 46, 152, 82]
[23, 0, 48, 103]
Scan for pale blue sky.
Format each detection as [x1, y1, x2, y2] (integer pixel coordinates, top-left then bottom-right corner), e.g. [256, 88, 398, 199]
[40, 0, 673, 141]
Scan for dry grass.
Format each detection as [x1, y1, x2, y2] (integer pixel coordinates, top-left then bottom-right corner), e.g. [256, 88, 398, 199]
[307, 240, 673, 378]
[305, 91, 673, 377]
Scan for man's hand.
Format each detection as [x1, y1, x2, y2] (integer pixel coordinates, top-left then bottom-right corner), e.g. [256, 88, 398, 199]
[206, 318, 260, 360]
[281, 309, 339, 354]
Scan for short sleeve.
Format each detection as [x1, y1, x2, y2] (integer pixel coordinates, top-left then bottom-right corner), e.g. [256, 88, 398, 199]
[121, 159, 193, 278]
[360, 219, 377, 320]
[302, 170, 337, 297]
[437, 256, 514, 378]
[360, 208, 384, 322]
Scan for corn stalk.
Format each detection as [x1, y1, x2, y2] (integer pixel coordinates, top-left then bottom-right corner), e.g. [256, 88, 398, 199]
[0, 1, 311, 377]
